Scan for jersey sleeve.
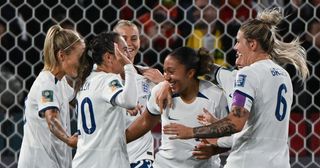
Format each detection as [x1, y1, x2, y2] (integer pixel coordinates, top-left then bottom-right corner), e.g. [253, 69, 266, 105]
[100, 64, 138, 109]
[37, 76, 60, 117]
[232, 67, 258, 112]
[217, 135, 234, 148]
[146, 83, 162, 116]
[214, 90, 229, 119]
[113, 64, 138, 109]
[100, 74, 124, 105]
[216, 68, 237, 95]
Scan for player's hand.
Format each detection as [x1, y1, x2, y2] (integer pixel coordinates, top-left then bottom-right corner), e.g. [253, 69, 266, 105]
[156, 81, 173, 114]
[203, 138, 218, 145]
[127, 104, 143, 116]
[197, 108, 218, 125]
[114, 43, 132, 66]
[193, 139, 217, 160]
[68, 132, 78, 148]
[163, 123, 193, 139]
[141, 68, 164, 84]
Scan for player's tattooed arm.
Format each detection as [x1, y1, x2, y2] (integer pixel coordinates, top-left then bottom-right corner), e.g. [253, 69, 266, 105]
[163, 106, 249, 139]
[193, 106, 249, 138]
[45, 108, 78, 148]
[193, 118, 237, 138]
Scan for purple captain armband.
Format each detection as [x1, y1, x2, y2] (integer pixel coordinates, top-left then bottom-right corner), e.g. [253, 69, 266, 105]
[232, 91, 246, 107]
[232, 90, 253, 108]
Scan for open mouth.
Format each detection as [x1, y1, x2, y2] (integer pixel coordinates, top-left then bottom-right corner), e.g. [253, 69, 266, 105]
[235, 52, 243, 69]
[169, 81, 176, 89]
[236, 52, 242, 58]
[128, 48, 134, 53]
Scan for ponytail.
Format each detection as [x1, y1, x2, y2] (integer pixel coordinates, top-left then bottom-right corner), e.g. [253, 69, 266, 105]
[241, 8, 309, 80]
[75, 31, 121, 92]
[43, 25, 63, 71]
[169, 47, 214, 79]
[75, 48, 94, 93]
[196, 48, 214, 76]
[43, 24, 82, 72]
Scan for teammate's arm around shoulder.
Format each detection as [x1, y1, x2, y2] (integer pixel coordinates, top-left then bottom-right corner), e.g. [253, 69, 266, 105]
[163, 105, 249, 139]
[44, 108, 78, 148]
[126, 82, 162, 143]
[126, 108, 160, 143]
[193, 105, 249, 138]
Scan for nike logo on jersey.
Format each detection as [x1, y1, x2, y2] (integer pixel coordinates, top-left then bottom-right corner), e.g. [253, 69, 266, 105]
[168, 115, 178, 121]
[167, 111, 178, 121]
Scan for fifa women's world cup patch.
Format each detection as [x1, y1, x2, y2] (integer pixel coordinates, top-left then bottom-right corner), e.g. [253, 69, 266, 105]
[41, 90, 54, 103]
[235, 74, 247, 87]
[108, 79, 122, 92]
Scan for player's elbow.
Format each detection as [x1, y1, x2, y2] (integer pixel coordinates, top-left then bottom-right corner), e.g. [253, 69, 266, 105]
[229, 106, 250, 133]
[116, 95, 137, 109]
[125, 129, 132, 143]
[123, 99, 137, 109]
[234, 121, 246, 133]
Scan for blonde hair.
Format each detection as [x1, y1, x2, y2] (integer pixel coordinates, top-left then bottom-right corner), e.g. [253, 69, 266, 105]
[43, 25, 82, 71]
[113, 19, 140, 33]
[240, 8, 309, 80]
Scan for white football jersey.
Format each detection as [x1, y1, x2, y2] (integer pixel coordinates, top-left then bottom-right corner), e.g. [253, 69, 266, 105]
[216, 67, 238, 111]
[18, 71, 73, 168]
[72, 71, 130, 168]
[225, 59, 292, 168]
[125, 73, 155, 163]
[215, 68, 238, 148]
[148, 80, 228, 168]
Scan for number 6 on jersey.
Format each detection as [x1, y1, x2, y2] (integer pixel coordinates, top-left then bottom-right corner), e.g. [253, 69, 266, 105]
[275, 84, 287, 121]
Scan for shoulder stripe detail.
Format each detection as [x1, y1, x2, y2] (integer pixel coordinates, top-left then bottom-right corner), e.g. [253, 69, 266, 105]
[110, 89, 123, 106]
[197, 92, 209, 99]
[38, 106, 59, 118]
[172, 92, 209, 99]
[172, 93, 179, 98]
[146, 107, 161, 116]
[55, 77, 59, 84]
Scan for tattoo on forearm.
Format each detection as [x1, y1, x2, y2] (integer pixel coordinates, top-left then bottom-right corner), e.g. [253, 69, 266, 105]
[49, 118, 69, 143]
[193, 118, 237, 138]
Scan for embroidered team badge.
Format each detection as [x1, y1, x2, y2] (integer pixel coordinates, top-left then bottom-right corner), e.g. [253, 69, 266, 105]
[142, 82, 149, 94]
[109, 79, 122, 92]
[235, 74, 247, 87]
[41, 90, 53, 103]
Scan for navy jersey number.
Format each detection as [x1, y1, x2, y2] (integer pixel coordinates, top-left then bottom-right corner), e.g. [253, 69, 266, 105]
[80, 97, 96, 134]
[275, 84, 287, 121]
